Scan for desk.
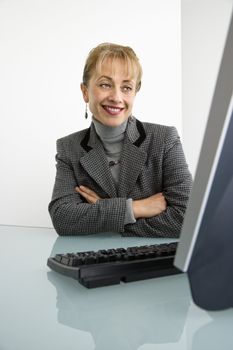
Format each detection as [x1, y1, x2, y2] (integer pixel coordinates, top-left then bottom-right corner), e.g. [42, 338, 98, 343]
[0, 225, 232, 350]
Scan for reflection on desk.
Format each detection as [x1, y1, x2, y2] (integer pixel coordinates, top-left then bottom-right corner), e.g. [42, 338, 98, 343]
[1, 226, 233, 350]
[48, 236, 190, 350]
[191, 309, 233, 350]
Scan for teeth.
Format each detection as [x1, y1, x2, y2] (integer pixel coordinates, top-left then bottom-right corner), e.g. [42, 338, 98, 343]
[106, 107, 121, 112]
[104, 106, 122, 114]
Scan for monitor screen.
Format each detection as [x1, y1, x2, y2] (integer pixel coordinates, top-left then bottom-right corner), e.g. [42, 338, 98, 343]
[174, 11, 233, 311]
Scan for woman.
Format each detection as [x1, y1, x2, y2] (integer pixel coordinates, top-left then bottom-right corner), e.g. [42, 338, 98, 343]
[49, 43, 192, 237]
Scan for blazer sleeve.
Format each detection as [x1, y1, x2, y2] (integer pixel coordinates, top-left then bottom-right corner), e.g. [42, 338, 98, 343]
[123, 127, 192, 238]
[48, 139, 127, 235]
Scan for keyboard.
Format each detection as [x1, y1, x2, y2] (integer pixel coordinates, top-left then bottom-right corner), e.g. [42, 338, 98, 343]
[47, 242, 181, 288]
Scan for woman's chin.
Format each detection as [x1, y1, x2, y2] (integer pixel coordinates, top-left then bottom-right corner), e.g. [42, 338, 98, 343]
[94, 114, 129, 127]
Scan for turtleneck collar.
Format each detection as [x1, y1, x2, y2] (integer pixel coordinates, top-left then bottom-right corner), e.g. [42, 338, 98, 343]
[92, 117, 128, 142]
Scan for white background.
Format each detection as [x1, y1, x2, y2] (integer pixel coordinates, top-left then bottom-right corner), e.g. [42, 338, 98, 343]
[0, 0, 181, 227]
[1, 0, 232, 228]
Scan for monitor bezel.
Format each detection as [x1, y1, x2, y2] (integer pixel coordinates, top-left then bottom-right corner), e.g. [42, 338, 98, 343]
[174, 11, 233, 272]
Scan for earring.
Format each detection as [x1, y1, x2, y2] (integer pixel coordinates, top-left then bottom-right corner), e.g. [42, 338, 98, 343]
[85, 104, 88, 119]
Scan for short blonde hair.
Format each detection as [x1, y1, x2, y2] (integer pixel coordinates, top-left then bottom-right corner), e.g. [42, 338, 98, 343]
[82, 43, 142, 92]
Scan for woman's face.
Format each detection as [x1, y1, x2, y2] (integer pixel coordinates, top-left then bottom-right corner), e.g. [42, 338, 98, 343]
[81, 58, 138, 127]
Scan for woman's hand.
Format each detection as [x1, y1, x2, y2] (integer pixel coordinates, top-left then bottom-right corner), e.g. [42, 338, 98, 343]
[75, 185, 101, 204]
[76, 186, 166, 219]
[132, 192, 167, 219]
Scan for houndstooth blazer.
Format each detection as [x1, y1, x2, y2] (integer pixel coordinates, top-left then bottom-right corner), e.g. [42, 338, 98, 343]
[48, 117, 192, 237]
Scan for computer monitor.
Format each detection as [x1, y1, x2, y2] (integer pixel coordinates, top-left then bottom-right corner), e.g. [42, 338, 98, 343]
[174, 11, 233, 311]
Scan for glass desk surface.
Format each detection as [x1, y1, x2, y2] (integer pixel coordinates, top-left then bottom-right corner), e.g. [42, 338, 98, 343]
[0, 225, 232, 350]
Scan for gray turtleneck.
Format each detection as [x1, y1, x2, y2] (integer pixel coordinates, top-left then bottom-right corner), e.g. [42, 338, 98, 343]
[92, 117, 136, 225]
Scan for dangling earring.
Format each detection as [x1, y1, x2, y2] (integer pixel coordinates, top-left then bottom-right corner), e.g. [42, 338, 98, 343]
[85, 103, 88, 119]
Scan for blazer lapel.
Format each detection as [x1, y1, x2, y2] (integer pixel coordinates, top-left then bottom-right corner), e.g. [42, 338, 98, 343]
[80, 126, 117, 198]
[118, 119, 147, 197]
[80, 118, 147, 198]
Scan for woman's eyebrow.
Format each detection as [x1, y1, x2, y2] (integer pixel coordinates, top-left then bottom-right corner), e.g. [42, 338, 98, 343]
[97, 75, 112, 81]
[97, 76, 134, 83]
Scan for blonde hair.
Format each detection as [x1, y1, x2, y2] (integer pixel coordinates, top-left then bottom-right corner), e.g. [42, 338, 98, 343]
[82, 43, 142, 92]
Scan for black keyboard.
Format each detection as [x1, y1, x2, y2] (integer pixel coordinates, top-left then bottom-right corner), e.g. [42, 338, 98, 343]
[47, 242, 181, 288]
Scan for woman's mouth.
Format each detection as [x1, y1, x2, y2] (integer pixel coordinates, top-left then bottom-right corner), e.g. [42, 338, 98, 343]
[102, 105, 124, 116]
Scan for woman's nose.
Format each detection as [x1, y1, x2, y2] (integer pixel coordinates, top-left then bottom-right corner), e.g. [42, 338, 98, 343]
[108, 87, 122, 103]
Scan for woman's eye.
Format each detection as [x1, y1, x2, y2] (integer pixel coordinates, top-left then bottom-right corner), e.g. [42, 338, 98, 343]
[122, 86, 133, 92]
[100, 83, 111, 89]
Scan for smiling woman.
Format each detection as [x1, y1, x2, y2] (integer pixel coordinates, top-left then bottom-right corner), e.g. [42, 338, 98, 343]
[48, 42, 192, 237]
[81, 58, 136, 127]
[80, 43, 142, 127]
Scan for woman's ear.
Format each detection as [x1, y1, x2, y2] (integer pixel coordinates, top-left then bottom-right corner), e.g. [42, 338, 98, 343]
[80, 83, 89, 103]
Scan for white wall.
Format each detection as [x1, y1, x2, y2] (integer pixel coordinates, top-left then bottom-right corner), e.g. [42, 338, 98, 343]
[0, 0, 181, 228]
[182, 0, 233, 176]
